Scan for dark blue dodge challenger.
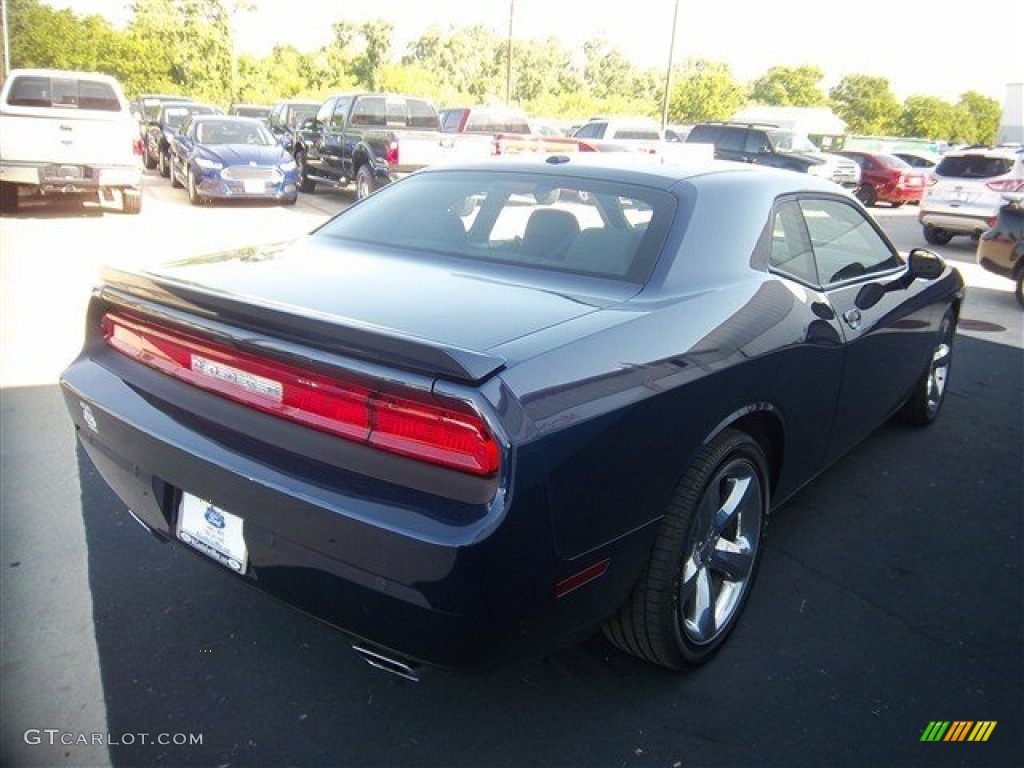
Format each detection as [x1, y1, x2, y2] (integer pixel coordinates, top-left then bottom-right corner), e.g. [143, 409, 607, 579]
[61, 156, 964, 677]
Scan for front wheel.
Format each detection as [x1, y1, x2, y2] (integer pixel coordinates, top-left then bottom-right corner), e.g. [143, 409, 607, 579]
[296, 150, 316, 194]
[355, 165, 377, 200]
[898, 309, 956, 425]
[170, 156, 182, 189]
[186, 167, 202, 206]
[603, 429, 769, 669]
[158, 149, 170, 178]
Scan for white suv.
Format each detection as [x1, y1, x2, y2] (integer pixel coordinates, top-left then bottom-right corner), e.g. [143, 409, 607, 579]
[918, 147, 1024, 245]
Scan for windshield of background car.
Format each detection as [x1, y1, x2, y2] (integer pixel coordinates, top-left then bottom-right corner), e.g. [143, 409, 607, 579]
[315, 170, 677, 283]
[935, 154, 1016, 179]
[289, 105, 318, 127]
[6, 75, 121, 111]
[196, 120, 276, 145]
[767, 130, 818, 152]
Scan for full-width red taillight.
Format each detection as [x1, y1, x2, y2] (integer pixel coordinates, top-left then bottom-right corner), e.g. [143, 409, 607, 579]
[385, 140, 399, 166]
[101, 313, 500, 476]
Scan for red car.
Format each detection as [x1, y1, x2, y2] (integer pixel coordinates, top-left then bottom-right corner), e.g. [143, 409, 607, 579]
[837, 150, 928, 207]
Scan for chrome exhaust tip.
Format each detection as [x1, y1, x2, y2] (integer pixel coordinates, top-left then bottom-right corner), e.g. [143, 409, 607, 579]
[352, 644, 420, 683]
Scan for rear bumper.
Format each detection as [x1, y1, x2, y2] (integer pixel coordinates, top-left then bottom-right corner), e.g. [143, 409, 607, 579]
[1, 160, 141, 191]
[918, 207, 993, 235]
[60, 351, 631, 670]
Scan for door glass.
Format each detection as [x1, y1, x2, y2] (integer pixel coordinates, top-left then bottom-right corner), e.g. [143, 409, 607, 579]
[800, 199, 902, 284]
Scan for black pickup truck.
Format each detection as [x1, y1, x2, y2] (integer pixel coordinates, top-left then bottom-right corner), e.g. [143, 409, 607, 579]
[293, 92, 486, 199]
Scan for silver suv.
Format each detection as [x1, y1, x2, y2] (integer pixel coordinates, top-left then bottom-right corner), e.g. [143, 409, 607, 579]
[918, 147, 1024, 245]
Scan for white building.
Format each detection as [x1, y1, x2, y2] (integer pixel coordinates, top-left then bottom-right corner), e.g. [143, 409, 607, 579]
[996, 83, 1023, 145]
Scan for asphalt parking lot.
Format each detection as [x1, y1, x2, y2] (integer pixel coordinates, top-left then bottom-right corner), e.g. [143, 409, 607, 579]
[1, 173, 1021, 768]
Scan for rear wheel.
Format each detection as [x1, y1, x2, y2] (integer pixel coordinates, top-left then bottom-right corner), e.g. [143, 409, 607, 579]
[158, 149, 170, 178]
[356, 165, 377, 200]
[121, 189, 142, 214]
[603, 429, 768, 669]
[899, 308, 956, 425]
[923, 224, 953, 245]
[856, 184, 878, 207]
[0, 181, 19, 214]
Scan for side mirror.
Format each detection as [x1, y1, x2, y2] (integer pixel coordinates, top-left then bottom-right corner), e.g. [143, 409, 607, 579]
[855, 249, 946, 310]
[907, 248, 945, 281]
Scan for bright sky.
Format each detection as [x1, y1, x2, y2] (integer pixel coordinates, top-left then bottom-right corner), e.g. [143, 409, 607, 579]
[47, 0, 1023, 103]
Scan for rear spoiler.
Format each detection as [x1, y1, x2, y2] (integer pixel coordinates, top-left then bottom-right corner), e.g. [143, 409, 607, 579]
[96, 266, 507, 385]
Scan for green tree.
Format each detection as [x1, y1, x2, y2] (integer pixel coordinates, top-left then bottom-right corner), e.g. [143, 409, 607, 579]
[749, 65, 826, 106]
[829, 74, 900, 135]
[669, 59, 746, 123]
[405, 24, 503, 102]
[128, 0, 235, 104]
[898, 95, 953, 141]
[958, 91, 1001, 145]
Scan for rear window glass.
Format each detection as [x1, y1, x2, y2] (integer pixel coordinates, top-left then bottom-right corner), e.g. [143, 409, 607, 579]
[936, 154, 1015, 179]
[351, 96, 439, 130]
[315, 170, 677, 283]
[465, 109, 531, 135]
[6, 75, 121, 111]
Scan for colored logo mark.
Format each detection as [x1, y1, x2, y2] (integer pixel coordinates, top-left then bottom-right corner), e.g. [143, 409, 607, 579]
[921, 721, 997, 742]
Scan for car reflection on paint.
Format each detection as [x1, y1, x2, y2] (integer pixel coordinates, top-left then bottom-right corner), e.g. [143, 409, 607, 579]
[61, 155, 965, 677]
[168, 115, 299, 206]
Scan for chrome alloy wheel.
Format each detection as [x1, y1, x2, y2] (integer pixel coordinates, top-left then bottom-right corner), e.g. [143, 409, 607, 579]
[924, 313, 954, 418]
[678, 458, 764, 647]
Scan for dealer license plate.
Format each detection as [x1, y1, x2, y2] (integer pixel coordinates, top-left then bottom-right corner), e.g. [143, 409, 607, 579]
[243, 179, 265, 194]
[176, 493, 248, 574]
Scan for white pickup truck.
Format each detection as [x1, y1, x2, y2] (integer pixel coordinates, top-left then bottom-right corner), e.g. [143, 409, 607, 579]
[0, 68, 143, 214]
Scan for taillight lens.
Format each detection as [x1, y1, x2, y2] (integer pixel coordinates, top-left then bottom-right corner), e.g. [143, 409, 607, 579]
[102, 313, 499, 476]
[986, 179, 1024, 193]
[385, 141, 399, 166]
[133, 138, 144, 156]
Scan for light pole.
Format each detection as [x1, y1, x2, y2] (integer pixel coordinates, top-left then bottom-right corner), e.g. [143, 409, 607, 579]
[505, 0, 515, 105]
[660, 0, 680, 132]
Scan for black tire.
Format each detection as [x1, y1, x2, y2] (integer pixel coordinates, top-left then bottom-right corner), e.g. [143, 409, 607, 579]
[355, 165, 377, 200]
[282, 195, 297, 206]
[891, 200, 905, 209]
[1015, 272, 1023, 309]
[923, 224, 953, 246]
[898, 308, 956, 425]
[296, 150, 316, 193]
[187, 167, 202, 206]
[856, 184, 878, 207]
[0, 181, 19, 214]
[170, 156, 182, 189]
[603, 429, 769, 669]
[158, 150, 170, 178]
[144, 147, 157, 170]
[121, 189, 142, 214]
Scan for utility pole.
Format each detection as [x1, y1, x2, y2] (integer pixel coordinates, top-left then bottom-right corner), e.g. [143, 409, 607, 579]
[1, 0, 11, 85]
[505, 0, 514, 105]
[660, 0, 680, 132]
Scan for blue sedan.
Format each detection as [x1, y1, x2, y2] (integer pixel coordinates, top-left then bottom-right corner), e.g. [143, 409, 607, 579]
[61, 156, 964, 677]
[169, 115, 298, 205]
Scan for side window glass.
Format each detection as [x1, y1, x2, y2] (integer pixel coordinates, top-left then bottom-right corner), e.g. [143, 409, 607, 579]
[314, 99, 333, 126]
[330, 98, 350, 131]
[768, 201, 818, 285]
[800, 198, 902, 284]
[718, 127, 745, 152]
[744, 130, 769, 153]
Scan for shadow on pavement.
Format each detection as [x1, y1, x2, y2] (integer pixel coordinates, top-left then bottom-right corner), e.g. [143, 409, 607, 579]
[75, 333, 1021, 767]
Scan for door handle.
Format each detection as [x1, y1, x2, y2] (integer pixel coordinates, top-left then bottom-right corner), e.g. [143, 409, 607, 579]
[842, 309, 862, 330]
